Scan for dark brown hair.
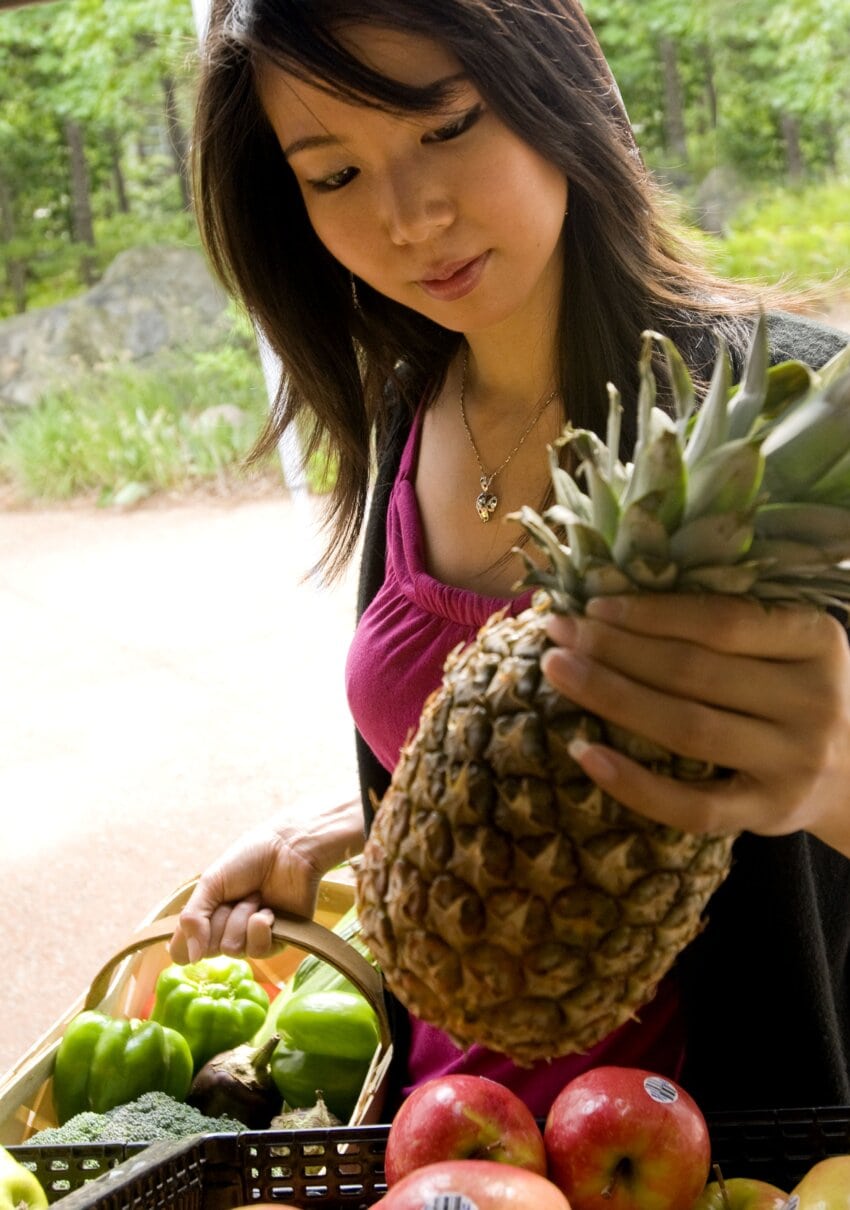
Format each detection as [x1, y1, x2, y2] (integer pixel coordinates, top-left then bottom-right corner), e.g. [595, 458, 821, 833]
[194, 0, 757, 578]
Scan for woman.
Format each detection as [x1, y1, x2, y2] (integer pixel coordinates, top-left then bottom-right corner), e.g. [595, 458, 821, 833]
[169, 0, 850, 1113]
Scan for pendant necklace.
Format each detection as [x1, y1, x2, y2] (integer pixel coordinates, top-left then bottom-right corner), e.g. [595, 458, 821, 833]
[458, 347, 559, 523]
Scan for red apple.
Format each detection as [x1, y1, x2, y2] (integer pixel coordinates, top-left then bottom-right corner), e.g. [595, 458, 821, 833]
[543, 1066, 711, 1210]
[791, 1154, 850, 1208]
[693, 1175, 788, 1209]
[384, 1074, 547, 1186]
[373, 1159, 571, 1209]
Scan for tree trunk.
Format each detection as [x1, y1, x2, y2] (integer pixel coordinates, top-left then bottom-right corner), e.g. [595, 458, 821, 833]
[107, 128, 130, 214]
[818, 118, 838, 172]
[659, 36, 689, 165]
[161, 74, 191, 209]
[63, 117, 97, 285]
[0, 173, 27, 313]
[779, 112, 805, 183]
[697, 41, 718, 131]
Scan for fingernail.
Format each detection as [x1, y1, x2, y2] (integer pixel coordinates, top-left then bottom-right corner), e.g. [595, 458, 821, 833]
[568, 738, 617, 780]
[542, 648, 588, 688]
[187, 937, 202, 964]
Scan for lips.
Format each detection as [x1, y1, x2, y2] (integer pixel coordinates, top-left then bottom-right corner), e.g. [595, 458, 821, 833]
[417, 252, 490, 302]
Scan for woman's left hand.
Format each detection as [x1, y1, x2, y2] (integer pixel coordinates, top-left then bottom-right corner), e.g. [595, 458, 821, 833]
[541, 593, 850, 856]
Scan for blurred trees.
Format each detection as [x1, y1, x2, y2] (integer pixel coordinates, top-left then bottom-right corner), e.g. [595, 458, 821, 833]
[0, 0, 197, 315]
[1, 0, 848, 316]
[585, 0, 850, 183]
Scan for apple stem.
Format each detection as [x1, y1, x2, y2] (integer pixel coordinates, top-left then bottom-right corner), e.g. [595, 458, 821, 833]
[601, 1159, 629, 1200]
[713, 1163, 730, 1210]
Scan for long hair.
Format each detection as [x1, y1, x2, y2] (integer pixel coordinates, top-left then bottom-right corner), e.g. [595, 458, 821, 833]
[194, 0, 757, 578]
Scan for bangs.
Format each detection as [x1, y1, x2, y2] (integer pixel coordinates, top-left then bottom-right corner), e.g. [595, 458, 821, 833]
[225, 0, 469, 114]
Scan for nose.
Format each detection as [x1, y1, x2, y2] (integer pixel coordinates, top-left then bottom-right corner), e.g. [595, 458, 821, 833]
[381, 160, 455, 245]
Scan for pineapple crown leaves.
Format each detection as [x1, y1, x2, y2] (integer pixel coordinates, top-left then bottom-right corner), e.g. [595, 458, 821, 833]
[510, 315, 850, 613]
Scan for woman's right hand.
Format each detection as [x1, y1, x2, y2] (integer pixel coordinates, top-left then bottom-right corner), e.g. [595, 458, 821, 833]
[168, 796, 365, 963]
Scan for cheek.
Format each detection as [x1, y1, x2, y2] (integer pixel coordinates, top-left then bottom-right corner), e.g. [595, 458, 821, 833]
[300, 200, 371, 276]
[474, 148, 566, 243]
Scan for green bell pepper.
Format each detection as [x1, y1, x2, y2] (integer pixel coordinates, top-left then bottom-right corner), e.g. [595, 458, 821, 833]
[270, 989, 380, 1122]
[0, 1145, 47, 1210]
[52, 1010, 193, 1126]
[151, 955, 269, 1070]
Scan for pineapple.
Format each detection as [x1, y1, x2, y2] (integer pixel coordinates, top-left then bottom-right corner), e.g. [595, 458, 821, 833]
[356, 317, 850, 1064]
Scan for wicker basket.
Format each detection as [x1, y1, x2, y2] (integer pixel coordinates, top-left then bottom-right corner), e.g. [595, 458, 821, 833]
[0, 869, 394, 1204]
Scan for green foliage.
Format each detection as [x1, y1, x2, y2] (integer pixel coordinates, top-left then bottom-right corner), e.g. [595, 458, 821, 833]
[0, 0, 198, 315]
[585, 0, 850, 182]
[0, 319, 277, 503]
[700, 178, 850, 290]
[302, 437, 340, 496]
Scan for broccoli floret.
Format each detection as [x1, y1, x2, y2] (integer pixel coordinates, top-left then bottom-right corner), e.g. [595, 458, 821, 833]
[24, 1091, 246, 1145]
[103, 1092, 246, 1141]
[25, 1112, 107, 1145]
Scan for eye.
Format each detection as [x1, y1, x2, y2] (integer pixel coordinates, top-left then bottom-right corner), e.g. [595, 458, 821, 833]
[307, 166, 359, 193]
[423, 103, 485, 145]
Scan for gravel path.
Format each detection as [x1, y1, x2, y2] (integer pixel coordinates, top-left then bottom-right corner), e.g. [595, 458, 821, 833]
[0, 492, 358, 1080]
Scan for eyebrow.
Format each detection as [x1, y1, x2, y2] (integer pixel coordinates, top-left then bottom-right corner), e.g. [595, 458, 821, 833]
[282, 72, 471, 159]
[283, 133, 339, 158]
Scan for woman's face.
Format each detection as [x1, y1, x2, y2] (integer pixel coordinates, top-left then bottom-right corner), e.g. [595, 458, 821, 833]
[257, 27, 568, 339]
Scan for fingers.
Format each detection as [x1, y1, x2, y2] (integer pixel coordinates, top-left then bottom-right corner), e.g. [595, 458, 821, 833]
[541, 640, 772, 771]
[566, 737, 746, 835]
[209, 897, 277, 958]
[543, 599, 845, 769]
[168, 876, 221, 963]
[245, 907, 277, 957]
[170, 895, 277, 963]
[542, 597, 850, 846]
[584, 593, 827, 658]
[546, 613, 791, 720]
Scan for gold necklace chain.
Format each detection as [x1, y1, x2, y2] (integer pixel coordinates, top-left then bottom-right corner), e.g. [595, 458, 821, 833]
[458, 347, 559, 523]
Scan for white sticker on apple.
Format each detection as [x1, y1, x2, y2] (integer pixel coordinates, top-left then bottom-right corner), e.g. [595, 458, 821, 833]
[422, 1197, 479, 1210]
[642, 1076, 679, 1104]
[783, 1198, 799, 1210]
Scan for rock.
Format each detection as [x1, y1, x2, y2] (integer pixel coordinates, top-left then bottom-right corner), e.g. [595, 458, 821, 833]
[0, 246, 230, 409]
[692, 165, 748, 236]
[192, 404, 248, 434]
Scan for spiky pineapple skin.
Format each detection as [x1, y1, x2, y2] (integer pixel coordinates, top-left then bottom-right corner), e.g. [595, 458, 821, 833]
[356, 598, 735, 1065]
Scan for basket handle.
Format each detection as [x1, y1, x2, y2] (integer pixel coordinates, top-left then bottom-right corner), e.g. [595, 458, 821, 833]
[82, 911, 391, 1048]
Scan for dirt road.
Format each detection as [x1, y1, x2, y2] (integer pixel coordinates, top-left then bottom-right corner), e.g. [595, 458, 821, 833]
[0, 492, 359, 1079]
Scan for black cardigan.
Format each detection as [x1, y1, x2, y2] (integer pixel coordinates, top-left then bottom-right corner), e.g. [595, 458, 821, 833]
[354, 311, 850, 1112]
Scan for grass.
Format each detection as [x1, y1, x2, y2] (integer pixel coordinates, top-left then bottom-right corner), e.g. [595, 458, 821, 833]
[699, 177, 850, 296]
[0, 318, 278, 505]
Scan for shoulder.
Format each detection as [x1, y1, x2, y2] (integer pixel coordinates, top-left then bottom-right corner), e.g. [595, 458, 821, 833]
[764, 310, 848, 369]
[674, 309, 847, 385]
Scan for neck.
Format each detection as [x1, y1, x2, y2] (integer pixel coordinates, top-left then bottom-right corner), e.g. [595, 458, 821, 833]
[459, 278, 562, 419]
[459, 331, 559, 425]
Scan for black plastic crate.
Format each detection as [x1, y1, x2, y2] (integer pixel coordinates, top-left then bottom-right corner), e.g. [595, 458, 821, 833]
[10, 1125, 391, 1208]
[9, 1108, 850, 1207]
[707, 1105, 850, 1189]
[7, 1141, 151, 1205]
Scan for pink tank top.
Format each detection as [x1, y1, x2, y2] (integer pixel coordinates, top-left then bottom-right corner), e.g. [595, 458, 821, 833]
[346, 405, 686, 1115]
